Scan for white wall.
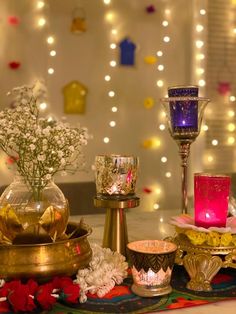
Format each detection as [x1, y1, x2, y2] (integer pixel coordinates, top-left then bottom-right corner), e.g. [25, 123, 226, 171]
[0, 0, 196, 210]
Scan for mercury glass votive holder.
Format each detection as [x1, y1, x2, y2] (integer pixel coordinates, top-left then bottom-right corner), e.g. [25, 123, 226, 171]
[127, 240, 177, 297]
[94, 155, 139, 199]
[194, 173, 231, 228]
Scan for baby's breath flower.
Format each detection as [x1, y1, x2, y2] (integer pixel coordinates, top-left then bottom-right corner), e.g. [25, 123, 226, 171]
[0, 81, 88, 192]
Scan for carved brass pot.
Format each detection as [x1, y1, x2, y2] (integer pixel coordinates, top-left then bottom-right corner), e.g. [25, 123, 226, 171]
[0, 221, 92, 280]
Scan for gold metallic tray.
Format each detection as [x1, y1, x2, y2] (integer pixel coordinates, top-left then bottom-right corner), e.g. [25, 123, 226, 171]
[0, 221, 92, 280]
[172, 233, 236, 291]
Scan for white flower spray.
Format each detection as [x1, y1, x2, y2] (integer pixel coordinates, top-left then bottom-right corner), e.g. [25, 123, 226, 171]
[0, 81, 88, 198]
[74, 244, 128, 303]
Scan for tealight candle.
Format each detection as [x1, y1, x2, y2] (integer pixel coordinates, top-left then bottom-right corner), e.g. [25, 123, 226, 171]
[127, 240, 177, 297]
[194, 173, 231, 228]
[168, 85, 199, 131]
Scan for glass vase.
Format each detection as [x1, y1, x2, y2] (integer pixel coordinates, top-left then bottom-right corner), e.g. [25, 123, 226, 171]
[0, 175, 69, 244]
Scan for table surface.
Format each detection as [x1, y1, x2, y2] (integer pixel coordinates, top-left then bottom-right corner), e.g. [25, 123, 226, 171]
[71, 208, 236, 314]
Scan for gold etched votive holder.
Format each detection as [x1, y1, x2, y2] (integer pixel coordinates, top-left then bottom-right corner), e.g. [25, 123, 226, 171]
[94, 155, 140, 258]
[94, 154, 138, 199]
[127, 240, 177, 297]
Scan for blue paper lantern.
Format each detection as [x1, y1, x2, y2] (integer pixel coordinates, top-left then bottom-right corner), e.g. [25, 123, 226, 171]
[119, 38, 136, 66]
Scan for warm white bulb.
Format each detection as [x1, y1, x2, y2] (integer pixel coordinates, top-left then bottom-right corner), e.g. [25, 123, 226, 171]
[228, 136, 235, 145]
[103, 137, 110, 143]
[200, 9, 206, 15]
[207, 155, 213, 162]
[111, 29, 117, 35]
[196, 24, 204, 32]
[165, 172, 171, 178]
[157, 64, 164, 71]
[153, 203, 160, 210]
[50, 50, 56, 56]
[111, 106, 118, 112]
[212, 139, 218, 146]
[47, 36, 54, 44]
[161, 156, 167, 163]
[39, 102, 47, 110]
[165, 9, 171, 15]
[105, 75, 111, 81]
[228, 110, 235, 117]
[156, 80, 164, 87]
[156, 50, 163, 57]
[230, 95, 236, 102]
[105, 12, 114, 22]
[108, 91, 115, 97]
[110, 60, 117, 67]
[196, 40, 204, 48]
[38, 17, 46, 27]
[198, 79, 205, 86]
[109, 121, 116, 127]
[228, 123, 235, 132]
[48, 68, 54, 74]
[163, 36, 170, 43]
[159, 124, 165, 130]
[110, 43, 116, 49]
[202, 124, 208, 131]
[196, 53, 205, 60]
[162, 20, 169, 27]
[37, 1, 45, 9]
[196, 68, 204, 75]
[103, 0, 111, 4]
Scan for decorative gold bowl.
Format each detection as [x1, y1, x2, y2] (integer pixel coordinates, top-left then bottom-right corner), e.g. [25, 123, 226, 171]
[0, 221, 92, 280]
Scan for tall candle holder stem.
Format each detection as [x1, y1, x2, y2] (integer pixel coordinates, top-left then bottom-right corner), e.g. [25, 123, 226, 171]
[94, 196, 140, 258]
[178, 140, 192, 214]
[161, 96, 210, 215]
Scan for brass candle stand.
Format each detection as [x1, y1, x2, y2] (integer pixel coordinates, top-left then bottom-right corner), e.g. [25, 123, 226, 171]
[173, 233, 236, 291]
[169, 216, 236, 291]
[94, 196, 140, 258]
[161, 96, 210, 215]
[94, 154, 139, 258]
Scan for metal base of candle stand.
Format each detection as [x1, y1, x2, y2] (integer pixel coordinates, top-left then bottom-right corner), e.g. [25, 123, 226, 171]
[94, 196, 140, 258]
[171, 232, 236, 291]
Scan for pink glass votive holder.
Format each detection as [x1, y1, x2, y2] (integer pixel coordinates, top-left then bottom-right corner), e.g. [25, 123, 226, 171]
[194, 173, 231, 228]
[127, 240, 177, 297]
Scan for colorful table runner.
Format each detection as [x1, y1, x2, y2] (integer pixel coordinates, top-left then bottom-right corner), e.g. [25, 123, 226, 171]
[51, 265, 236, 313]
[1, 266, 236, 314]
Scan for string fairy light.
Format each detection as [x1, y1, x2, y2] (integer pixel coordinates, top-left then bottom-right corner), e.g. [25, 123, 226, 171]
[101, 0, 119, 145]
[35, 0, 57, 113]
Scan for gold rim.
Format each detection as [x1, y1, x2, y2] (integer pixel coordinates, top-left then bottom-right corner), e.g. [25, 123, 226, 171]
[160, 97, 210, 102]
[127, 240, 177, 254]
[194, 172, 230, 178]
[168, 85, 198, 90]
[95, 154, 138, 159]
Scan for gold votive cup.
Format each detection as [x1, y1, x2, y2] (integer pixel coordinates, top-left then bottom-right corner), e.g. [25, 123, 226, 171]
[94, 154, 139, 199]
[127, 240, 177, 297]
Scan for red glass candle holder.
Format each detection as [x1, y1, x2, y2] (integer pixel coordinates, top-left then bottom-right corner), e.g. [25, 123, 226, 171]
[194, 173, 231, 228]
